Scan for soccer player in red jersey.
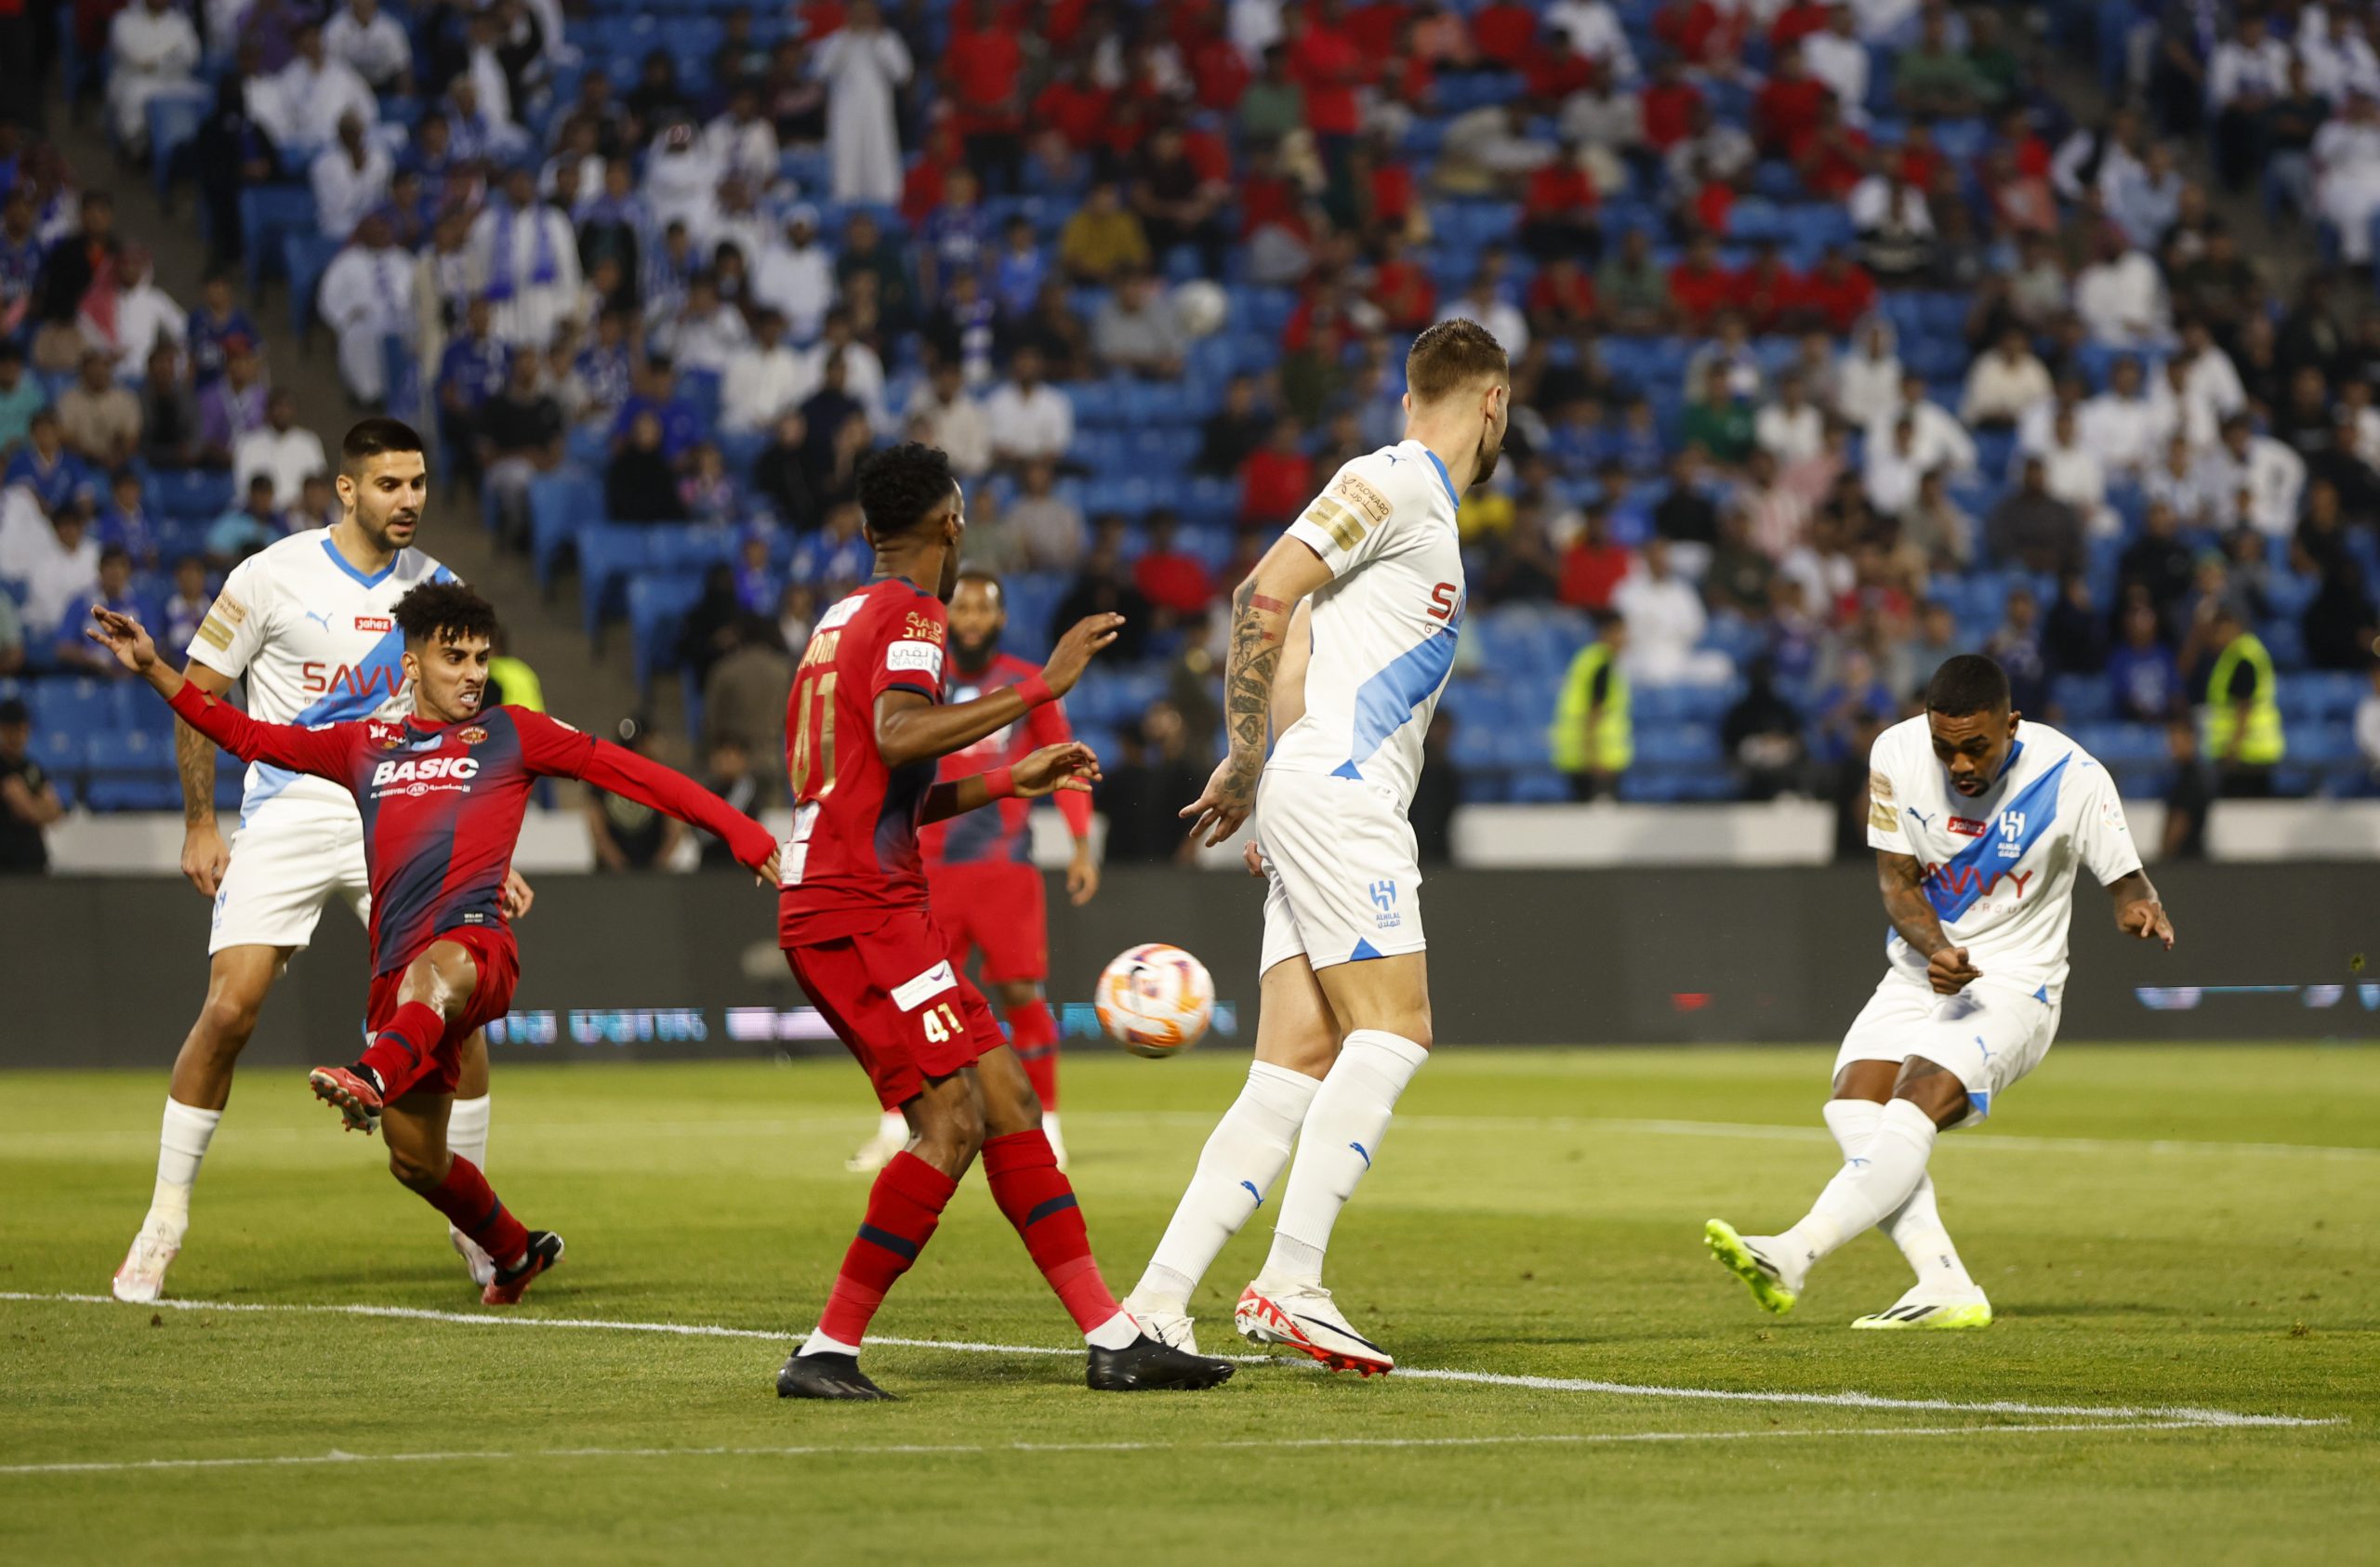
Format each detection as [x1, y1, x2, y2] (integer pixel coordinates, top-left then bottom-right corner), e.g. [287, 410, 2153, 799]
[774, 443, 1235, 1400]
[845, 568, 1100, 1175]
[86, 585, 780, 1306]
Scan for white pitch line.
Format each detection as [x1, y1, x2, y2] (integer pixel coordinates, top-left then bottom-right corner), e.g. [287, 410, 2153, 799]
[0, 1292, 2334, 1429]
[0, 1420, 2243, 1479]
[5, 1113, 2373, 1163]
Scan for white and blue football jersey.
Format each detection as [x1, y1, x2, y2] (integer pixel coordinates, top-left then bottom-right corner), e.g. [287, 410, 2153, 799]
[1865, 716, 2143, 999]
[186, 530, 456, 825]
[1265, 441, 1466, 812]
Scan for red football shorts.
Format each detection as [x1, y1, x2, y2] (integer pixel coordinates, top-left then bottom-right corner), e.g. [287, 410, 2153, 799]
[364, 923, 520, 1097]
[785, 909, 1008, 1110]
[929, 860, 1049, 984]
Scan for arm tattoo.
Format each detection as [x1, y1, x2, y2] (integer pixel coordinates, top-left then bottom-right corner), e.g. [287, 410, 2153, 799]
[1223, 577, 1289, 790]
[177, 714, 217, 826]
[1876, 850, 1950, 958]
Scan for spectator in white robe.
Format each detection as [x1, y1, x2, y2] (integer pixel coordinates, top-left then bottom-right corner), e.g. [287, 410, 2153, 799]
[323, 0, 412, 91]
[107, 0, 204, 153]
[310, 112, 392, 239]
[249, 23, 377, 153]
[816, 0, 912, 205]
[317, 211, 417, 405]
[469, 165, 582, 351]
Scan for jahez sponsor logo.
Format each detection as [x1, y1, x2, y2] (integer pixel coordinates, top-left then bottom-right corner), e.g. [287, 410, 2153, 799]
[1948, 816, 1988, 837]
[355, 615, 392, 632]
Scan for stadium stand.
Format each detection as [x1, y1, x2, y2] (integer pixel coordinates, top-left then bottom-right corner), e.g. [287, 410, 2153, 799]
[4, 0, 2379, 835]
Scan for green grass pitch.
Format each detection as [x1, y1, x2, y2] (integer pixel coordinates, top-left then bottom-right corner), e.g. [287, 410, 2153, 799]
[4, 1044, 2375, 1565]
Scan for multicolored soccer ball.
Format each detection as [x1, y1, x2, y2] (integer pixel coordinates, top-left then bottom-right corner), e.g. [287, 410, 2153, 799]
[1095, 944, 1214, 1058]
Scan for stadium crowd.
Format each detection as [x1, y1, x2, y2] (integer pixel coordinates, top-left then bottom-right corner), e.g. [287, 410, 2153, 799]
[5, 0, 2380, 869]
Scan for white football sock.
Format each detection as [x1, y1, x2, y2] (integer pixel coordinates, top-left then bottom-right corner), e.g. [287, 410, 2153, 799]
[146, 1099, 222, 1236]
[1263, 1031, 1429, 1286]
[1778, 1098, 1939, 1274]
[1824, 1098, 1976, 1294]
[1134, 1060, 1321, 1311]
[448, 1093, 491, 1172]
[878, 1110, 907, 1146]
[800, 1327, 863, 1357]
[1083, 1310, 1142, 1350]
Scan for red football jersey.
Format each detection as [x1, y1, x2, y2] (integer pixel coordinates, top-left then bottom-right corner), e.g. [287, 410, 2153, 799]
[919, 651, 1093, 867]
[168, 684, 775, 975]
[779, 579, 955, 942]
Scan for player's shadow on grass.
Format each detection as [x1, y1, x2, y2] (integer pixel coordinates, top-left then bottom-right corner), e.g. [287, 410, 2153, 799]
[1990, 1300, 2192, 1318]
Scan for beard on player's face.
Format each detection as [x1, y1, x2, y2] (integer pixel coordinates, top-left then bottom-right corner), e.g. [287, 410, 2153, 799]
[1474, 429, 1502, 486]
[950, 625, 1002, 667]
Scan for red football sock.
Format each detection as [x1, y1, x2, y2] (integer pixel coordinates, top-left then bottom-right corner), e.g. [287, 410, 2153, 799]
[423, 1154, 529, 1270]
[982, 1129, 1117, 1334]
[1005, 1001, 1061, 1112]
[817, 1152, 959, 1346]
[358, 1001, 445, 1099]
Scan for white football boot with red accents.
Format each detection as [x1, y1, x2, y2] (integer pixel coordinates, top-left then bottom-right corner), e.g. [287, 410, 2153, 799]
[1234, 1275, 1394, 1376]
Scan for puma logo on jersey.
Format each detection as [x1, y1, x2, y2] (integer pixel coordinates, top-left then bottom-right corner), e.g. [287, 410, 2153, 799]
[371, 756, 480, 788]
[301, 610, 334, 631]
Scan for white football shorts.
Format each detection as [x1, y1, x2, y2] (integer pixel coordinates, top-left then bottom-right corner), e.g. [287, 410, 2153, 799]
[1832, 970, 2063, 1124]
[1254, 768, 1426, 975]
[208, 810, 371, 955]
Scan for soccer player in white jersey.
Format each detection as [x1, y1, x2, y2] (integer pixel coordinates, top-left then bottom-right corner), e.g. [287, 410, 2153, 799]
[112, 418, 531, 1303]
[1121, 320, 1510, 1375]
[1706, 654, 2175, 1329]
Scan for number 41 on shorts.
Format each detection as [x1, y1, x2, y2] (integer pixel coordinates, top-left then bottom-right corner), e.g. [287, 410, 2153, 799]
[919, 1002, 964, 1043]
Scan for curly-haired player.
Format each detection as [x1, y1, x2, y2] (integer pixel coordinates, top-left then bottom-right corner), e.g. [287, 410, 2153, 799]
[774, 442, 1236, 1399]
[88, 584, 781, 1306]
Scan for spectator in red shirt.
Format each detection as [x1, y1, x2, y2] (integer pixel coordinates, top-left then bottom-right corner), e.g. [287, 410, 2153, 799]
[1752, 43, 1830, 157]
[1895, 120, 1945, 191]
[1791, 96, 1871, 201]
[1239, 416, 1314, 526]
[1654, 0, 1747, 72]
[1788, 245, 1876, 335]
[1032, 59, 1111, 153]
[1736, 242, 1800, 334]
[1527, 251, 1599, 332]
[1357, 128, 1424, 244]
[1525, 33, 1596, 105]
[1521, 144, 1601, 262]
[944, 0, 1027, 191]
[1132, 508, 1217, 621]
[1469, 0, 1537, 70]
[1289, 0, 1366, 168]
[1559, 503, 1632, 611]
[1345, 0, 1412, 61]
[1640, 55, 1705, 152]
[1668, 231, 1740, 330]
[1368, 236, 1437, 330]
[1769, 0, 1831, 50]
[1183, 10, 1251, 110]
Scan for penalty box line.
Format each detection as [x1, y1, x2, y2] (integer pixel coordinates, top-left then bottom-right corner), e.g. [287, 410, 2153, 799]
[1, 1291, 2335, 1430]
[0, 1421, 2253, 1479]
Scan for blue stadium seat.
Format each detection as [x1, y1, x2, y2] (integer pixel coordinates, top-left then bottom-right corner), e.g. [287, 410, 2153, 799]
[85, 730, 180, 811]
[530, 470, 604, 586]
[2051, 675, 2115, 723]
[151, 467, 234, 521]
[627, 572, 707, 691]
[31, 678, 112, 736]
[238, 185, 318, 298]
[284, 231, 342, 336]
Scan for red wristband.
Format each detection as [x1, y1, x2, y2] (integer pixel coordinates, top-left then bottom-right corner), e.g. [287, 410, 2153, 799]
[1013, 674, 1053, 708]
[983, 766, 1017, 800]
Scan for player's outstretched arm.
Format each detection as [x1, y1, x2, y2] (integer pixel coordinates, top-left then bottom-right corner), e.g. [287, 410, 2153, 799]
[1877, 849, 1983, 994]
[2108, 869, 2175, 949]
[874, 613, 1124, 770]
[919, 742, 1101, 825]
[87, 607, 353, 779]
[1182, 539, 1332, 848]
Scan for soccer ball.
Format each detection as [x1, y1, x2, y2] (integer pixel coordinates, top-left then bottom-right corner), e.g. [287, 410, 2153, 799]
[1172, 279, 1228, 339]
[1096, 943, 1215, 1058]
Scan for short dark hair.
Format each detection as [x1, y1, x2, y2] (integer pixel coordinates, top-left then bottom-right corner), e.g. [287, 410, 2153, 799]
[1405, 318, 1509, 405]
[855, 442, 957, 540]
[393, 581, 499, 651]
[342, 417, 425, 473]
[1925, 653, 2012, 717]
